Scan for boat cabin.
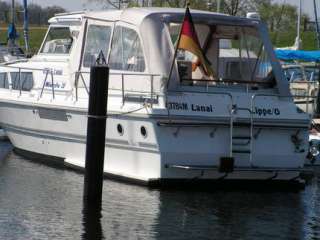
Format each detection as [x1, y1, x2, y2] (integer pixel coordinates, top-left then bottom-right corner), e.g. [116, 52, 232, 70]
[0, 8, 289, 101]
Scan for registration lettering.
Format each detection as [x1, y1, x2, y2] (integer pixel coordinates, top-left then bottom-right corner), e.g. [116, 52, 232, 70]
[45, 82, 66, 89]
[253, 107, 280, 116]
[191, 104, 213, 112]
[167, 102, 213, 113]
[167, 102, 280, 116]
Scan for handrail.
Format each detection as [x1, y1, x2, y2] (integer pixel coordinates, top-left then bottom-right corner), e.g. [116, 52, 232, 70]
[251, 93, 318, 118]
[39, 69, 50, 99]
[0, 64, 57, 100]
[77, 70, 161, 77]
[75, 71, 161, 103]
[0, 63, 162, 102]
[180, 77, 273, 85]
[0, 63, 48, 72]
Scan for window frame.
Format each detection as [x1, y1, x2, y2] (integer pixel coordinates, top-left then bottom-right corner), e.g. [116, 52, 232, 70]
[0, 72, 9, 89]
[38, 25, 74, 56]
[81, 19, 114, 70]
[9, 71, 34, 91]
[109, 22, 147, 73]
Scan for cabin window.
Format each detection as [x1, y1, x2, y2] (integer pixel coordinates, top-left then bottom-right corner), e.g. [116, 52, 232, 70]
[41, 27, 73, 54]
[83, 25, 112, 67]
[0, 73, 9, 89]
[109, 26, 145, 72]
[10, 72, 33, 91]
[168, 23, 274, 88]
[217, 27, 273, 85]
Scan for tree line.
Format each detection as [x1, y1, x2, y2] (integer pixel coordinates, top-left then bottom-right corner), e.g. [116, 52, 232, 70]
[90, 0, 312, 34]
[0, 0, 313, 33]
[0, 1, 65, 26]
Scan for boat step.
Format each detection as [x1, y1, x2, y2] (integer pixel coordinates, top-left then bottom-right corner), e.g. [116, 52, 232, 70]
[232, 142, 250, 146]
[233, 122, 251, 127]
[232, 150, 251, 154]
[232, 136, 251, 140]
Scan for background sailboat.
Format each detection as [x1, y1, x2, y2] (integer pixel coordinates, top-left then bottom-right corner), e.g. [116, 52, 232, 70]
[0, 0, 27, 63]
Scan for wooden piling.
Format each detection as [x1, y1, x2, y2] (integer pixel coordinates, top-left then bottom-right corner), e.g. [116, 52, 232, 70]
[83, 65, 109, 207]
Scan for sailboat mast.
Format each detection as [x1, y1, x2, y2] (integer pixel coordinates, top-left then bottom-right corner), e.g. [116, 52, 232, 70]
[11, 0, 15, 26]
[294, 0, 302, 49]
[8, 0, 16, 47]
[314, 0, 320, 49]
[23, 0, 30, 55]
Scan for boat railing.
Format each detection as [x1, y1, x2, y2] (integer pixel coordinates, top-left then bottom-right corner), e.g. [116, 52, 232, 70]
[0, 64, 58, 98]
[0, 64, 162, 103]
[289, 79, 318, 111]
[75, 71, 161, 105]
[251, 93, 318, 114]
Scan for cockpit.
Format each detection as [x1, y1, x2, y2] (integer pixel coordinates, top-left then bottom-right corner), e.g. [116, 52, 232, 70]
[40, 26, 78, 54]
[168, 22, 274, 88]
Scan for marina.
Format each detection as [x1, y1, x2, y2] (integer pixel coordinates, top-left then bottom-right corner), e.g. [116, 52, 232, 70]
[1, 1, 320, 239]
[0, 8, 311, 185]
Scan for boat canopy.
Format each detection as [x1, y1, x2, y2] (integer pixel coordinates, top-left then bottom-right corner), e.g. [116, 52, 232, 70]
[275, 49, 320, 62]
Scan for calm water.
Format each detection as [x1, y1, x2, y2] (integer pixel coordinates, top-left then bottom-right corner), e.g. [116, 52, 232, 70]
[0, 141, 319, 240]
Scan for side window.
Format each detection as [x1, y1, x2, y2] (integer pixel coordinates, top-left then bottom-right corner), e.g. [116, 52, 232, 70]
[0, 73, 9, 89]
[109, 26, 145, 72]
[10, 72, 33, 91]
[83, 25, 112, 68]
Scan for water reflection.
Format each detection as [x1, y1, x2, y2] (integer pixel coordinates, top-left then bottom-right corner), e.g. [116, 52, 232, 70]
[82, 205, 104, 240]
[0, 141, 319, 240]
[154, 190, 305, 240]
[100, 182, 160, 239]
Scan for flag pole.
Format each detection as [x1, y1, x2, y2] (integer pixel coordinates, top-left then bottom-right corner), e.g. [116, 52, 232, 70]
[166, 3, 190, 90]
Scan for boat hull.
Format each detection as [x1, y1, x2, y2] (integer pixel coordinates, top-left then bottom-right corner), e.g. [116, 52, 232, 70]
[0, 100, 308, 183]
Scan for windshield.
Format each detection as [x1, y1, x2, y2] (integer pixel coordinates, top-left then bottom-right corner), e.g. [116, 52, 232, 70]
[41, 27, 73, 54]
[169, 23, 274, 88]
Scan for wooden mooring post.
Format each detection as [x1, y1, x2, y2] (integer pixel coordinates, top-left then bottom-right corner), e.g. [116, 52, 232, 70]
[83, 65, 109, 208]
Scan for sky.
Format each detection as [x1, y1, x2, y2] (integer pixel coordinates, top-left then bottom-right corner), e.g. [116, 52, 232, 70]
[3, 0, 318, 19]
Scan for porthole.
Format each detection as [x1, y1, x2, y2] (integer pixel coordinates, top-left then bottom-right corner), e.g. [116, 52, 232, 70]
[140, 126, 147, 138]
[117, 124, 124, 136]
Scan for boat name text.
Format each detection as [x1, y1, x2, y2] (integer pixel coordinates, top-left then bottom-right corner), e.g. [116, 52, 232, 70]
[253, 107, 280, 116]
[167, 102, 213, 112]
[166, 102, 280, 116]
[42, 68, 63, 76]
[45, 82, 66, 89]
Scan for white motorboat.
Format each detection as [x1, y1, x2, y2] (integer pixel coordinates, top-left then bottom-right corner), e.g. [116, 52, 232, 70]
[0, 8, 311, 185]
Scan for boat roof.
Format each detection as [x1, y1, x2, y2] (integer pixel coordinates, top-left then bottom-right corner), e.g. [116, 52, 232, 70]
[49, 8, 261, 27]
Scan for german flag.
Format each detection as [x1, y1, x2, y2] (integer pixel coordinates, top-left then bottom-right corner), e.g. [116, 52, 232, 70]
[177, 7, 214, 77]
